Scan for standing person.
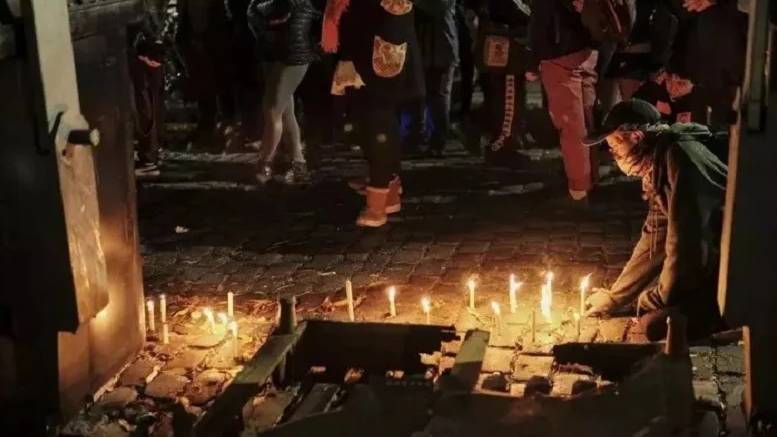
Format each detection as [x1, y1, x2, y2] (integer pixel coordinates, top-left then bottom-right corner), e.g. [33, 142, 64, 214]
[405, 0, 459, 157]
[248, 0, 321, 184]
[322, 0, 425, 227]
[472, 0, 531, 166]
[128, 0, 169, 177]
[527, 0, 598, 203]
[597, 0, 678, 113]
[583, 99, 727, 339]
[176, 0, 238, 152]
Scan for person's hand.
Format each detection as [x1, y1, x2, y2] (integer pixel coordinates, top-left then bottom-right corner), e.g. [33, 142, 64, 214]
[573, 0, 584, 13]
[683, 0, 715, 12]
[584, 288, 618, 317]
[525, 71, 539, 82]
[138, 55, 162, 68]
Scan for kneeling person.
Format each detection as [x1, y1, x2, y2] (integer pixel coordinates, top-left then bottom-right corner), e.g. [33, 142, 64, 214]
[583, 100, 727, 337]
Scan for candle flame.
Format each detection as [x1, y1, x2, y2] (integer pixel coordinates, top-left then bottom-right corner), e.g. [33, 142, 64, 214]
[146, 299, 154, 309]
[491, 301, 501, 316]
[421, 297, 431, 314]
[218, 312, 228, 325]
[573, 311, 581, 322]
[510, 274, 523, 292]
[545, 271, 554, 286]
[467, 278, 476, 292]
[541, 284, 552, 322]
[580, 273, 592, 291]
[388, 286, 397, 300]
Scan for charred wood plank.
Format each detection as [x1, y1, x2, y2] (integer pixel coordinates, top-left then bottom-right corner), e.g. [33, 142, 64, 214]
[439, 330, 490, 393]
[552, 342, 662, 381]
[194, 323, 307, 437]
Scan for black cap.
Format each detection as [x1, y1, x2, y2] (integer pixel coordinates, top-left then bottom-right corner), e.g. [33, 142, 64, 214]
[583, 99, 662, 146]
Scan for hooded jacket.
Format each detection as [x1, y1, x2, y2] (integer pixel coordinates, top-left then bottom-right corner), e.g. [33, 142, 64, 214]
[607, 123, 727, 321]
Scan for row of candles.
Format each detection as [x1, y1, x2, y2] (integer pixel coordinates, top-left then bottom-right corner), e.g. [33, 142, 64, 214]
[146, 292, 240, 359]
[350, 271, 593, 340]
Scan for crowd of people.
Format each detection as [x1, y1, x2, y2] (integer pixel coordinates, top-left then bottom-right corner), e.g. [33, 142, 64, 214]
[127, 0, 746, 224]
[127, 0, 755, 340]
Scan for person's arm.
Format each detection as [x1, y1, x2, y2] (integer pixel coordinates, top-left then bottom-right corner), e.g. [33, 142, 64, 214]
[526, 0, 552, 73]
[606, 202, 669, 308]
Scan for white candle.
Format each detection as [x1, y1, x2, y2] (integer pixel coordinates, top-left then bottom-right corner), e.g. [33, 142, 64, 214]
[491, 301, 502, 334]
[467, 278, 476, 310]
[159, 294, 167, 324]
[146, 299, 156, 333]
[345, 280, 355, 322]
[421, 297, 431, 325]
[218, 312, 228, 327]
[580, 274, 591, 316]
[388, 287, 397, 317]
[509, 274, 521, 314]
[229, 321, 239, 360]
[574, 311, 581, 341]
[162, 323, 170, 345]
[227, 291, 234, 318]
[540, 283, 552, 323]
[531, 309, 536, 343]
[203, 307, 216, 334]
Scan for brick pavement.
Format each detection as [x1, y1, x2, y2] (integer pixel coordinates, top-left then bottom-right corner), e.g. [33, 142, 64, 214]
[136, 144, 746, 434]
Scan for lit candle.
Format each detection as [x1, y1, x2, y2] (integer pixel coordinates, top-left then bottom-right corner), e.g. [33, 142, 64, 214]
[509, 274, 521, 314]
[545, 271, 554, 291]
[580, 274, 592, 317]
[540, 283, 552, 323]
[388, 287, 397, 317]
[531, 309, 536, 343]
[421, 297, 431, 325]
[467, 278, 476, 310]
[574, 311, 581, 341]
[159, 294, 167, 324]
[227, 291, 234, 318]
[229, 321, 239, 360]
[146, 299, 156, 333]
[162, 323, 170, 345]
[491, 301, 502, 334]
[203, 307, 216, 334]
[345, 279, 355, 322]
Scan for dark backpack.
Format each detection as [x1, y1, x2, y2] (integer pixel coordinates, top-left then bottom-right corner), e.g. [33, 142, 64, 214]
[580, 0, 637, 45]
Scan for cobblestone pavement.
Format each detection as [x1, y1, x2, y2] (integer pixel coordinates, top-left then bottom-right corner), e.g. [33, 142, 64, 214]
[136, 143, 746, 435]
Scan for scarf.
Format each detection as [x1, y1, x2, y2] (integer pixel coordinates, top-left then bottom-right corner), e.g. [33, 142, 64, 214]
[321, 0, 351, 53]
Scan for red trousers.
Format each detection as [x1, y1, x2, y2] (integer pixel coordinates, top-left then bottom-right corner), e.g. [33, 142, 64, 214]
[540, 49, 598, 191]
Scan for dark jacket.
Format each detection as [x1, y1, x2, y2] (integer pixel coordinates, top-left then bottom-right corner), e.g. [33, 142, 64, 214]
[527, 0, 594, 70]
[633, 81, 709, 125]
[248, 0, 321, 64]
[338, 0, 425, 103]
[414, 0, 459, 68]
[608, 123, 727, 322]
[602, 0, 678, 80]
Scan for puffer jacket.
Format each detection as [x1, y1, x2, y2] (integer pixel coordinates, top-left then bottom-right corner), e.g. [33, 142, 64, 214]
[248, 0, 321, 64]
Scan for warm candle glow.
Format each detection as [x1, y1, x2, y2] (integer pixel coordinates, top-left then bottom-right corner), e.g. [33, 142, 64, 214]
[491, 301, 501, 316]
[162, 323, 170, 345]
[218, 312, 228, 326]
[509, 274, 522, 314]
[580, 273, 592, 316]
[467, 278, 476, 310]
[492, 301, 502, 334]
[229, 321, 239, 359]
[227, 292, 234, 318]
[574, 311, 582, 340]
[388, 286, 397, 317]
[203, 307, 216, 334]
[146, 299, 156, 333]
[540, 283, 552, 322]
[159, 294, 167, 324]
[345, 279, 355, 322]
[421, 297, 431, 324]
